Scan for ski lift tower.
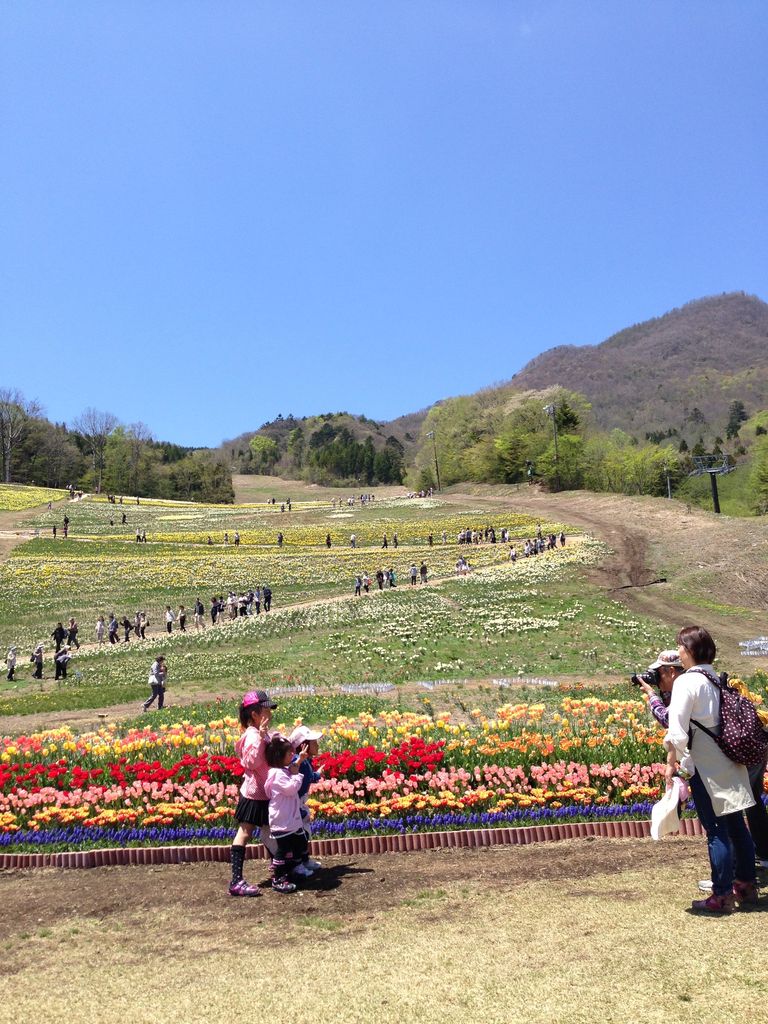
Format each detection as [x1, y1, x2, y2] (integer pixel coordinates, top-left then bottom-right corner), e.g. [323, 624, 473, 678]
[689, 454, 734, 514]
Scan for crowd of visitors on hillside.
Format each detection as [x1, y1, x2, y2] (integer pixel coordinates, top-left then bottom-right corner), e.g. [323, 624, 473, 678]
[3, 584, 278, 683]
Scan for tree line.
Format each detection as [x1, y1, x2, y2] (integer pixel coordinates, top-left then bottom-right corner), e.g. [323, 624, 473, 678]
[227, 414, 407, 486]
[0, 388, 234, 502]
[413, 387, 765, 505]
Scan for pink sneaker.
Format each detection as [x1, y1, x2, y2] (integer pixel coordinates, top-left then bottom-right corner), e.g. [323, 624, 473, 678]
[228, 879, 261, 897]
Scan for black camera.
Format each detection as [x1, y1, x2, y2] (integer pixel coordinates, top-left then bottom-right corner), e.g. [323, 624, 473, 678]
[630, 668, 660, 688]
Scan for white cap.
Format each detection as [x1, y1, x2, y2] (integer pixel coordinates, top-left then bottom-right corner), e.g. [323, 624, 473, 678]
[289, 725, 323, 747]
[648, 650, 683, 671]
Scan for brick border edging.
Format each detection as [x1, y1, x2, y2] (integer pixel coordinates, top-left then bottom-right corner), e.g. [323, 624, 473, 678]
[0, 817, 703, 870]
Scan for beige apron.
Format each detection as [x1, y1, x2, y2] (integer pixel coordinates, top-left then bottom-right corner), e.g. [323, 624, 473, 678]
[690, 724, 755, 817]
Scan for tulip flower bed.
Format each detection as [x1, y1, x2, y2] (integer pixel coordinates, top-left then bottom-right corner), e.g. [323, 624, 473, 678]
[0, 698, 715, 852]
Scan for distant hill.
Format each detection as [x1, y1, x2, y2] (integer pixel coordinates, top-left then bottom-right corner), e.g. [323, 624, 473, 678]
[507, 292, 768, 443]
[220, 409, 429, 485]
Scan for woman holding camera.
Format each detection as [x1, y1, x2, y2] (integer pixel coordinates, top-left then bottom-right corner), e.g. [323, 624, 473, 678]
[664, 625, 757, 914]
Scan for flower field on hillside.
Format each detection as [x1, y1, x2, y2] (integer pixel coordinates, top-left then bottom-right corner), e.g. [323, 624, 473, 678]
[0, 698, 686, 850]
[0, 484, 68, 512]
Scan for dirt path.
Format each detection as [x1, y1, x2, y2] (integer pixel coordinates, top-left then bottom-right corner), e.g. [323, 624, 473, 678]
[0, 496, 79, 561]
[448, 485, 768, 662]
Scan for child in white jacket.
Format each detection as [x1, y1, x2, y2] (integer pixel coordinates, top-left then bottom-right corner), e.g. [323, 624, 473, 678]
[264, 735, 313, 893]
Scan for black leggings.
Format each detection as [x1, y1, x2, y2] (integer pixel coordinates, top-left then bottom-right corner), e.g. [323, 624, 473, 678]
[272, 830, 308, 879]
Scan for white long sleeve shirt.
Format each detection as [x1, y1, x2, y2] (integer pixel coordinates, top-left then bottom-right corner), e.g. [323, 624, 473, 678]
[664, 665, 720, 774]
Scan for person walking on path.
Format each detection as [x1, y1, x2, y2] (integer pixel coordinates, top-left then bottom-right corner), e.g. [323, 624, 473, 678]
[6, 646, 17, 681]
[51, 622, 66, 653]
[108, 614, 119, 644]
[326, 533, 332, 548]
[142, 655, 168, 711]
[420, 561, 428, 584]
[410, 563, 418, 585]
[54, 646, 71, 681]
[194, 598, 205, 630]
[165, 606, 175, 634]
[96, 616, 105, 644]
[263, 585, 272, 612]
[393, 533, 398, 549]
[178, 605, 187, 632]
[67, 618, 80, 650]
[31, 644, 44, 679]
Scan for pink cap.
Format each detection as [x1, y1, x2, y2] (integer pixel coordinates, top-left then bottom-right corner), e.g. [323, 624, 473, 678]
[242, 689, 277, 710]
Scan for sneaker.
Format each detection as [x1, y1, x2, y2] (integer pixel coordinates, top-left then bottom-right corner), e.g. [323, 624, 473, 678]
[691, 893, 735, 914]
[228, 879, 261, 897]
[697, 879, 713, 892]
[292, 863, 315, 878]
[272, 878, 297, 894]
[305, 858, 322, 871]
[733, 880, 759, 907]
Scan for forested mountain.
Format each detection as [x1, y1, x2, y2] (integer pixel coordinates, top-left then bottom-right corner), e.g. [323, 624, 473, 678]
[6, 291, 768, 503]
[409, 293, 768, 511]
[508, 292, 768, 443]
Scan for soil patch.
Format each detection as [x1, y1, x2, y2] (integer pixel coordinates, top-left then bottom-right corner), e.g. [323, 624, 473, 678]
[0, 836, 702, 952]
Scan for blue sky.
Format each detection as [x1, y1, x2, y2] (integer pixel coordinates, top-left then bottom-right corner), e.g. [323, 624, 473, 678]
[2, 1, 767, 446]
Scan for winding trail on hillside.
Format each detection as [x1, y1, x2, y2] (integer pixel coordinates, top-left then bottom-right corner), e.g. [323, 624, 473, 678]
[447, 485, 768, 663]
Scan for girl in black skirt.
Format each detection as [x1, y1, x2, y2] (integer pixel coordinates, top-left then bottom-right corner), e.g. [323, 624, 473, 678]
[229, 689, 278, 897]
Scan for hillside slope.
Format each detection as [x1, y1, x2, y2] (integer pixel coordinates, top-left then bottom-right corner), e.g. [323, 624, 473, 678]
[508, 292, 768, 441]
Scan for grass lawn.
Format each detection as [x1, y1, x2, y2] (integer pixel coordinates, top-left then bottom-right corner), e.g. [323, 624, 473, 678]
[2, 840, 766, 1024]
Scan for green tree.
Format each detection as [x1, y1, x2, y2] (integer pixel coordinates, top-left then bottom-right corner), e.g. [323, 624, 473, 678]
[751, 437, 768, 514]
[249, 436, 280, 474]
[726, 400, 748, 439]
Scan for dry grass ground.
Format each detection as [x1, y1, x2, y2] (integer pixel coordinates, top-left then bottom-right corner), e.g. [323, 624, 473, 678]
[2, 839, 768, 1024]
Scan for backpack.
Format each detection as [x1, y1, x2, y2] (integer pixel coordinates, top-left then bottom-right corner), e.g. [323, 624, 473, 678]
[690, 667, 768, 766]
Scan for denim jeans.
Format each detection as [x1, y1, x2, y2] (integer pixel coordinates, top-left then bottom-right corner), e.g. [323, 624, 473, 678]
[143, 683, 165, 710]
[689, 771, 756, 896]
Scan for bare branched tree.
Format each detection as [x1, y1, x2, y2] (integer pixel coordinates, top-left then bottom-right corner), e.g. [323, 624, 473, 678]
[0, 387, 43, 483]
[72, 408, 119, 493]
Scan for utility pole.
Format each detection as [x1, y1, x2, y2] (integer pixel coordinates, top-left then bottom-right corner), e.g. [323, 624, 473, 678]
[543, 404, 560, 491]
[425, 431, 441, 492]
